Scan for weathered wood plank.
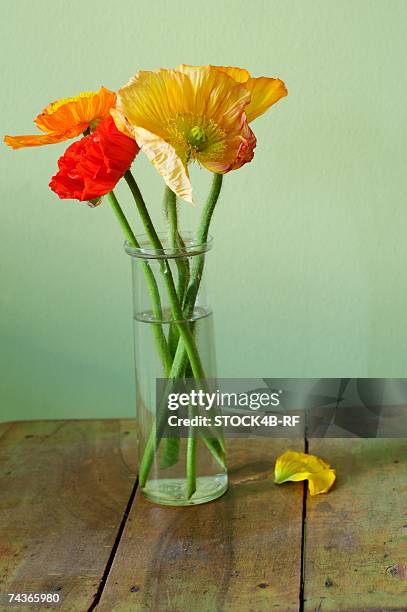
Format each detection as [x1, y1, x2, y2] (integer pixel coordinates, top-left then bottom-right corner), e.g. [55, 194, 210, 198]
[97, 438, 305, 612]
[0, 420, 137, 611]
[304, 438, 407, 611]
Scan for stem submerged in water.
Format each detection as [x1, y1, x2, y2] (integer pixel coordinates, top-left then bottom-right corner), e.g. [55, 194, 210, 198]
[186, 403, 197, 499]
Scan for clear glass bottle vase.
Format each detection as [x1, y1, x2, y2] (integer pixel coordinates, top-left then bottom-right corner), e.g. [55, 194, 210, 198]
[125, 232, 228, 506]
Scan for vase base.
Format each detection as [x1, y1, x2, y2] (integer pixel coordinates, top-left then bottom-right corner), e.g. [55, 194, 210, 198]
[141, 473, 228, 506]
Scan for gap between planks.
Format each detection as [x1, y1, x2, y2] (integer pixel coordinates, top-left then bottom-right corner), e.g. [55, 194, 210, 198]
[89, 438, 307, 612]
[88, 478, 140, 611]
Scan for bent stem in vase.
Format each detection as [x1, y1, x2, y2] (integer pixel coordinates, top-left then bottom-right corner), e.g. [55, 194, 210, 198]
[161, 186, 191, 475]
[164, 185, 190, 357]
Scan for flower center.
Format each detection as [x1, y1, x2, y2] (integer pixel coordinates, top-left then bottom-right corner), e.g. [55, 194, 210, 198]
[167, 114, 227, 164]
[186, 126, 207, 151]
[89, 118, 101, 131]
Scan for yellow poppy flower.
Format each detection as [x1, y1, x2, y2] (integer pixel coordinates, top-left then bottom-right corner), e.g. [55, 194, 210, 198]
[274, 450, 336, 496]
[115, 65, 287, 202]
[4, 87, 116, 149]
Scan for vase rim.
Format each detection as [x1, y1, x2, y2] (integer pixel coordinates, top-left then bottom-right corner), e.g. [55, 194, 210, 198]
[124, 230, 213, 260]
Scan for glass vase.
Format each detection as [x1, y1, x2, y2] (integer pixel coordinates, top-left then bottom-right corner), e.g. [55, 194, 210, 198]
[125, 232, 228, 506]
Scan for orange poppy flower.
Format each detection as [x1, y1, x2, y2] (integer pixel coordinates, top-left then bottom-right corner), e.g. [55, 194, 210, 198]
[4, 87, 116, 150]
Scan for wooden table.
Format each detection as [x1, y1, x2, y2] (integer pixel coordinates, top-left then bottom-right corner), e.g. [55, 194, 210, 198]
[0, 420, 406, 611]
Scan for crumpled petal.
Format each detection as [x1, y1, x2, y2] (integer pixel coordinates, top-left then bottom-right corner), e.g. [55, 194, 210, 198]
[133, 126, 193, 203]
[49, 116, 139, 201]
[203, 115, 256, 173]
[274, 450, 336, 496]
[110, 108, 135, 139]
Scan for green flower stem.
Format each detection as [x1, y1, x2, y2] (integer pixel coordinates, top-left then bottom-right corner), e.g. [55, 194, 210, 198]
[164, 186, 195, 492]
[124, 170, 205, 382]
[138, 339, 226, 488]
[161, 186, 192, 476]
[164, 186, 190, 358]
[139, 175, 226, 490]
[123, 172, 226, 493]
[186, 402, 197, 498]
[107, 189, 138, 246]
[106, 190, 172, 375]
[183, 173, 223, 317]
[167, 173, 226, 465]
[165, 186, 190, 301]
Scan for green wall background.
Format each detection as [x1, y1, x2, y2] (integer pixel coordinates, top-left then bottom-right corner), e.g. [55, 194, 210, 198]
[1, 0, 407, 422]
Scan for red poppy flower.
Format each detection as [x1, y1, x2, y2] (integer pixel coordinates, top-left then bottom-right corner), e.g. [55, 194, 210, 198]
[49, 115, 139, 202]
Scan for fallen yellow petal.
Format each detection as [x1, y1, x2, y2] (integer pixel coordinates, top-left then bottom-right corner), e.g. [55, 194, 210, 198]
[274, 450, 336, 495]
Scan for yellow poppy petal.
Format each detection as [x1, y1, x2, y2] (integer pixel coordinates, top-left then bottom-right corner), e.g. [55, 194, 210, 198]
[172, 65, 250, 131]
[244, 77, 288, 122]
[110, 108, 135, 140]
[307, 469, 336, 496]
[202, 117, 256, 173]
[133, 125, 193, 203]
[274, 450, 336, 496]
[212, 65, 251, 83]
[180, 64, 251, 84]
[211, 67, 288, 122]
[117, 70, 195, 138]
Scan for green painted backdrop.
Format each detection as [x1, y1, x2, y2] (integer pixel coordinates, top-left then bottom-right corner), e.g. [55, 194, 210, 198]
[1, 0, 407, 421]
